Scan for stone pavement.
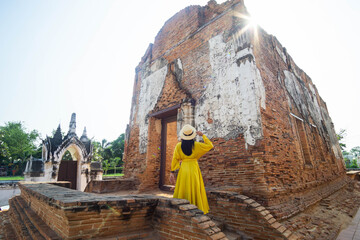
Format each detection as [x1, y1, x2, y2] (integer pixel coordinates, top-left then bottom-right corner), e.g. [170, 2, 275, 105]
[0, 185, 20, 207]
[337, 207, 360, 240]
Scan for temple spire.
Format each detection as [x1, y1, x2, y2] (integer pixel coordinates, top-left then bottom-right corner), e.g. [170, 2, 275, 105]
[80, 127, 89, 142]
[53, 124, 63, 146]
[66, 113, 77, 138]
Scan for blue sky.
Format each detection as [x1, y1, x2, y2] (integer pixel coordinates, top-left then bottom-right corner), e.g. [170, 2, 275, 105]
[0, 0, 359, 150]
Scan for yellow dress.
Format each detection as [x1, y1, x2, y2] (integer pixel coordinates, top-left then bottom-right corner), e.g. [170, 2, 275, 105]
[171, 135, 213, 214]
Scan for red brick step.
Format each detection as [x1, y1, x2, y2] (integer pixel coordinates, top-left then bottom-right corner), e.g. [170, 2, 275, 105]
[0, 211, 17, 240]
[8, 196, 62, 240]
[8, 197, 33, 240]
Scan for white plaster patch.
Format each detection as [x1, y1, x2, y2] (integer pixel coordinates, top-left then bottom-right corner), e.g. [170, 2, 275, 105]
[321, 106, 342, 159]
[284, 70, 323, 128]
[137, 65, 168, 153]
[308, 83, 316, 96]
[284, 70, 307, 117]
[293, 68, 302, 80]
[307, 86, 323, 128]
[130, 102, 136, 128]
[276, 45, 287, 63]
[284, 70, 341, 158]
[195, 34, 266, 148]
[177, 58, 183, 71]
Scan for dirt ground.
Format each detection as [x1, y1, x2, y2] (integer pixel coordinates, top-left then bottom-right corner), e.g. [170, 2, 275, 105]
[281, 181, 360, 240]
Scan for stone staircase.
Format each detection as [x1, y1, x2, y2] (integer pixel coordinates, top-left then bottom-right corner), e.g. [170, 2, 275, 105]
[94, 229, 159, 240]
[7, 196, 61, 240]
[4, 193, 159, 240]
[3, 184, 165, 240]
[0, 211, 17, 239]
[211, 219, 253, 240]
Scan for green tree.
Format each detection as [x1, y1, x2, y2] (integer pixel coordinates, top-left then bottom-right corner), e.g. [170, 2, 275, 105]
[112, 157, 121, 174]
[103, 147, 113, 161]
[337, 129, 347, 151]
[0, 122, 39, 161]
[92, 134, 125, 175]
[102, 159, 110, 175]
[351, 146, 360, 158]
[0, 138, 10, 162]
[62, 150, 73, 161]
[92, 141, 103, 162]
[0, 122, 40, 175]
[101, 139, 110, 149]
[110, 134, 125, 166]
[344, 157, 351, 168]
[350, 159, 358, 168]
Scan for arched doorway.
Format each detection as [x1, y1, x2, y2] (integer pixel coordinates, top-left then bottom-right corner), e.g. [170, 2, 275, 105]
[58, 145, 81, 190]
[24, 113, 96, 191]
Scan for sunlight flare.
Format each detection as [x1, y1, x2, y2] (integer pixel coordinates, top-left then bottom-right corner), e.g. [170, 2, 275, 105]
[232, 11, 259, 42]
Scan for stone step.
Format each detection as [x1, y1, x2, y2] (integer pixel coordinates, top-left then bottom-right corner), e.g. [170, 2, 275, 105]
[223, 229, 254, 240]
[223, 229, 243, 240]
[211, 219, 225, 231]
[8, 197, 33, 240]
[8, 196, 62, 240]
[211, 218, 253, 240]
[11, 196, 44, 240]
[14, 196, 62, 240]
[93, 227, 157, 240]
[0, 211, 17, 240]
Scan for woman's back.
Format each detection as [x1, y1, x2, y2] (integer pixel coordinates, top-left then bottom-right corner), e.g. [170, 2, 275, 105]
[171, 132, 213, 214]
[174, 137, 213, 160]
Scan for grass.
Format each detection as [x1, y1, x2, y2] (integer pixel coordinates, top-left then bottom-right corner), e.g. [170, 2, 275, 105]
[103, 173, 124, 178]
[0, 174, 123, 180]
[0, 176, 24, 181]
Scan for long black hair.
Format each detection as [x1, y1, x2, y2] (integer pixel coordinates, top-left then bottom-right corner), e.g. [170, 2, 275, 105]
[181, 139, 195, 156]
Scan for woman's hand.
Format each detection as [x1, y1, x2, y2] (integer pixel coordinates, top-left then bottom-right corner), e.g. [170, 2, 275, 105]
[170, 172, 176, 184]
[197, 131, 203, 136]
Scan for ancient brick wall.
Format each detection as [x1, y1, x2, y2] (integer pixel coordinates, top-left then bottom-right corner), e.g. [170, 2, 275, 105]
[19, 184, 69, 238]
[207, 190, 297, 239]
[13, 183, 232, 240]
[124, 0, 345, 218]
[153, 198, 227, 240]
[18, 183, 159, 239]
[249, 29, 346, 213]
[84, 178, 138, 193]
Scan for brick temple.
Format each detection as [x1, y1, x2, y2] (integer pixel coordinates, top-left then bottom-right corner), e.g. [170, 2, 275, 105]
[123, 0, 346, 219]
[1, 0, 351, 239]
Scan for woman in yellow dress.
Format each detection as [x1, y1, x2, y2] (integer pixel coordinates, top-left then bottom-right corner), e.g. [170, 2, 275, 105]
[169, 124, 213, 214]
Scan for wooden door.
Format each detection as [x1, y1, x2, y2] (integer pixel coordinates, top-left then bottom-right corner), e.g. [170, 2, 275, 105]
[160, 116, 178, 190]
[58, 161, 77, 189]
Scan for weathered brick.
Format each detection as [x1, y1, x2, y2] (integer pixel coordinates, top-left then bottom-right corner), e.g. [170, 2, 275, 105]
[192, 215, 211, 223]
[267, 218, 276, 224]
[244, 199, 255, 205]
[271, 222, 282, 229]
[171, 199, 190, 206]
[178, 204, 198, 211]
[264, 214, 274, 220]
[209, 232, 226, 240]
[283, 230, 292, 238]
[198, 221, 216, 229]
[250, 202, 261, 208]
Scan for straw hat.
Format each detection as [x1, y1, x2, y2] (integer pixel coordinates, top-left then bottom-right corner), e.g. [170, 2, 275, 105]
[180, 124, 197, 140]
